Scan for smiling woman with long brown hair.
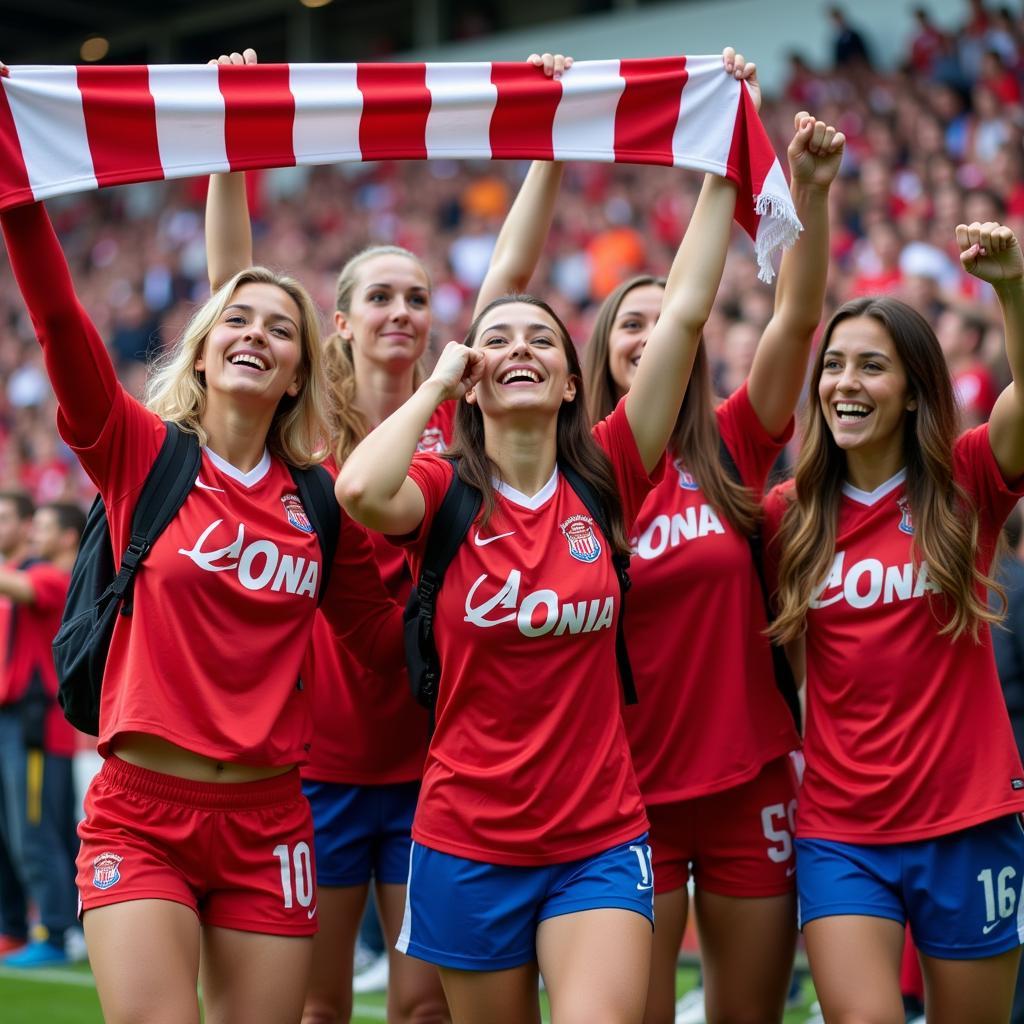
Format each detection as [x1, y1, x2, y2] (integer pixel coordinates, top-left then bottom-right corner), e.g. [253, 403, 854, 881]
[764, 223, 1024, 1024]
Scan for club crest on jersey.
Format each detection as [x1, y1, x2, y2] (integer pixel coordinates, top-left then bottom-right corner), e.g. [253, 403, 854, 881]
[281, 494, 314, 534]
[560, 514, 602, 563]
[897, 497, 914, 535]
[92, 852, 123, 890]
[672, 457, 699, 491]
[417, 426, 447, 453]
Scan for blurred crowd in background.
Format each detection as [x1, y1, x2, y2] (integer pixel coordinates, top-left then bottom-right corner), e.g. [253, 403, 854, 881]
[1, 0, 1023, 505]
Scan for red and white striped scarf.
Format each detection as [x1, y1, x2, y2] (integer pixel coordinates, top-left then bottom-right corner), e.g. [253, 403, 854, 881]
[0, 54, 798, 281]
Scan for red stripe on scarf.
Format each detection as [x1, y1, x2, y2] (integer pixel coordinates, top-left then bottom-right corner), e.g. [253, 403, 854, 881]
[615, 57, 688, 166]
[726, 82, 775, 240]
[220, 63, 295, 171]
[489, 63, 560, 160]
[0, 83, 33, 208]
[78, 66, 161, 187]
[357, 63, 430, 160]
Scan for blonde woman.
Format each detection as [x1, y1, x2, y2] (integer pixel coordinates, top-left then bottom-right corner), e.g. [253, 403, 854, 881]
[204, 45, 569, 1024]
[0, 190, 403, 1024]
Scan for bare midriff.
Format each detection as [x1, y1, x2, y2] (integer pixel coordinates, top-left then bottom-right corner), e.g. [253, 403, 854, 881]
[113, 733, 294, 783]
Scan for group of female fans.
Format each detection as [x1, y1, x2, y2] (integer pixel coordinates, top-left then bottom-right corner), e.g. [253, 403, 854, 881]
[1, 40, 1023, 1024]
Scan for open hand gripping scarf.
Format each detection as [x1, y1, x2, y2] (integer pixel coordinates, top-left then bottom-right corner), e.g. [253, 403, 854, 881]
[0, 54, 799, 281]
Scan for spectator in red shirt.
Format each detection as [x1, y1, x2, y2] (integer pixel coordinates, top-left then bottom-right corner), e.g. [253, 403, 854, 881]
[908, 7, 948, 76]
[0, 490, 33, 958]
[0, 498, 85, 968]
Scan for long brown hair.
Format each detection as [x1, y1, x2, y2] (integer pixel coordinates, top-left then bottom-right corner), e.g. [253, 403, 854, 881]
[584, 276, 761, 536]
[772, 296, 1004, 644]
[323, 245, 430, 464]
[449, 295, 631, 557]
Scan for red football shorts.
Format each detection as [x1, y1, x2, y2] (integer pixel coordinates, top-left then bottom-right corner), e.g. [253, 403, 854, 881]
[646, 753, 799, 897]
[76, 756, 318, 935]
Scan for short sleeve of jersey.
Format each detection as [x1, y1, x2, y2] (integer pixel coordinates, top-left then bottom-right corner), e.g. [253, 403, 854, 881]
[717, 382, 794, 493]
[393, 454, 457, 559]
[591, 397, 664, 527]
[954, 425, 1024, 538]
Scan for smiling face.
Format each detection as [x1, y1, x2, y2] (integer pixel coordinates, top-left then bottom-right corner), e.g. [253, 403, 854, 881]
[466, 301, 578, 420]
[607, 283, 664, 397]
[818, 315, 917, 465]
[336, 253, 431, 371]
[195, 281, 304, 407]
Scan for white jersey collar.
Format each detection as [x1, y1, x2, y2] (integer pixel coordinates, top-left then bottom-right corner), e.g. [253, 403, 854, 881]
[842, 467, 907, 506]
[203, 445, 272, 488]
[493, 466, 559, 510]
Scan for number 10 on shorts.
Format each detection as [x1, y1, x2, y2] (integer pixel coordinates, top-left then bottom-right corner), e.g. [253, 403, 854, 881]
[274, 842, 314, 909]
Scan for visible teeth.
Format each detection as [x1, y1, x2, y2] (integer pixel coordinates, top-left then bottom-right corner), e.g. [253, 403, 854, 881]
[836, 402, 870, 418]
[500, 368, 541, 385]
[230, 353, 268, 370]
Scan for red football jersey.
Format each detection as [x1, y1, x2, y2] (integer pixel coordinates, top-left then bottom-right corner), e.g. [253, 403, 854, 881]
[394, 400, 657, 865]
[1, 562, 77, 756]
[763, 426, 1024, 842]
[623, 384, 799, 803]
[0, 203, 403, 767]
[302, 402, 454, 785]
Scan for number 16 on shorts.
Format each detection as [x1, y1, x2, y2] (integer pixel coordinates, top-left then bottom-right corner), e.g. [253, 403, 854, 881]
[978, 866, 1019, 935]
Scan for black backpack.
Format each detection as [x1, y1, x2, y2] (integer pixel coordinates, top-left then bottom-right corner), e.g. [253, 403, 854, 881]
[717, 437, 802, 731]
[54, 421, 339, 736]
[404, 462, 637, 717]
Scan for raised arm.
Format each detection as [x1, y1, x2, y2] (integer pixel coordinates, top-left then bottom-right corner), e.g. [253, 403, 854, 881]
[336, 342, 485, 534]
[0, 568, 35, 604]
[205, 49, 258, 291]
[472, 53, 571, 316]
[961, 222, 1024, 480]
[473, 160, 564, 315]
[0, 202, 119, 449]
[206, 173, 252, 291]
[747, 112, 845, 437]
[624, 48, 765, 470]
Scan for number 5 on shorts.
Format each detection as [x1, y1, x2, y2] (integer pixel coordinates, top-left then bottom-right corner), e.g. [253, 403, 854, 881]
[273, 842, 314, 909]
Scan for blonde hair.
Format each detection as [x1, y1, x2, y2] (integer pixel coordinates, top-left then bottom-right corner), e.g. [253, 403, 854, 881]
[325, 245, 431, 464]
[145, 267, 329, 468]
[771, 296, 1004, 644]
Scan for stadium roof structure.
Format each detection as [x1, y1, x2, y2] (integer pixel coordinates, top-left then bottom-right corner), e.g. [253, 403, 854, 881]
[3, 0, 443, 65]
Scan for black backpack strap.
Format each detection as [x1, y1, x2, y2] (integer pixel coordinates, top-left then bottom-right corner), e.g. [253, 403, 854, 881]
[114, 422, 203, 613]
[559, 463, 637, 706]
[717, 436, 801, 731]
[288, 464, 340, 606]
[416, 468, 482, 713]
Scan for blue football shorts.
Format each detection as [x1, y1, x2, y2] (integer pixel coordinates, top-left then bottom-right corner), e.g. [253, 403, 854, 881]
[796, 814, 1024, 959]
[396, 834, 655, 970]
[302, 779, 419, 887]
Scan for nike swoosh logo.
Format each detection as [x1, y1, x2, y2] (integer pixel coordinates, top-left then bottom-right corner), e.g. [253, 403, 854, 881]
[195, 478, 225, 493]
[307, 905, 317, 919]
[474, 530, 515, 547]
[636, 882, 653, 891]
[983, 921, 999, 934]
[786, 866, 796, 877]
